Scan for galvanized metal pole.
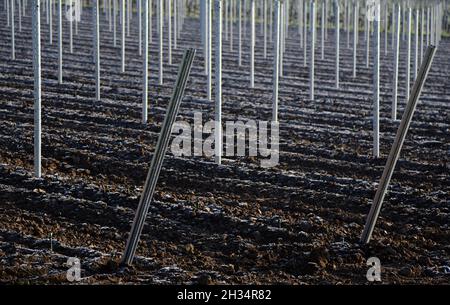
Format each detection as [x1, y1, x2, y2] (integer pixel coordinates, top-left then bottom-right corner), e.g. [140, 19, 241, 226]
[18, 0, 22, 31]
[74, 0, 78, 35]
[58, 0, 62, 84]
[138, 0, 141, 56]
[420, 7, 424, 65]
[207, 0, 212, 100]
[203, 0, 208, 75]
[391, 2, 395, 49]
[6, 0, 9, 27]
[310, 0, 316, 100]
[49, 0, 52, 44]
[273, 0, 280, 122]
[69, 0, 73, 53]
[149, 0, 152, 43]
[414, 9, 418, 81]
[352, 0, 357, 78]
[142, 0, 148, 123]
[335, 0, 339, 89]
[392, 3, 400, 121]
[113, 0, 117, 46]
[215, 0, 222, 165]
[426, 6, 430, 46]
[373, 4, 380, 159]
[303, 0, 307, 67]
[263, 0, 267, 58]
[360, 45, 437, 244]
[325, 0, 328, 40]
[121, 49, 197, 265]
[94, 0, 100, 101]
[168, 0, 172, 64]
[158, 0, 163, 84]
[229, 0, 233, 51]
[238, 0, 242, 66]
[279, 0, 284, 76]
[109, 0, 112, 31]
[321, 1, 324, 60]
[126, 0, 130, 36]
[121, 0, 125, 72]
[406, 7, 411, 103]
[384, 1, 387, 55]
[174, 0, 177, 50]
[366, 19, 370, 68]
[33, 0, 41, 178]
[299, 0, 303, 48]
[250, 0, 255, 88]
[224, 0, 228, 40]
[11, 0, 15, 60]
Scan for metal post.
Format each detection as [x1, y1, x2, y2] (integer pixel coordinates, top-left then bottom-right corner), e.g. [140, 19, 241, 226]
[373, 4, 380, 159]
[18, 0, 22, 31]
[224, 0, 228, 40]
[207, 0, 212, 100]
[352, 0, 356, 78]
[263, 0, 267, 58]
[121, 49, 197, 265]
[58, 0, 62, 84]
[321, 1, 324, 60]
[391, 2, 395, 49]
[11, 0, 15, 60]
[299, 0, 303, 48]
[149, 0, 152, 43]
[303, 0, 307, 67]
[142, 0, 148, 123]
[126, 0, 130, 36]
[174, 0, 177, 49]
[215, 0, 222, 165]
[426, 6, 429, 46]
[229, 0, 233, 51]
[414, 9, 418, 81]
[360, 46, 437, 244]
[366, 18, 370, 68]
[250, 0, 255, 88]
[33, 0, 41, 178]
[75, 0, 78, 36]
[114, 0, 117, 46]
[310, 0, 315, 100]
[273, 0, 280, 122]
[168, 0, 172, 65]
[121, 0, 125, 72]
[406, 7, 411, 103]
[384, 1, 387, 55]
[238, 0, 242, 66]
[138, 0, 141, 56]
[392, 4, 400, 121]
[203, 0, 208, 74]
[279, 0, 284, 76]
[335, 0, 339, 89]
[420, 8, 424, 65]
[158, 0, 163, 84]
[325, 0, 328, 40]
[6, 0, 9, 27]
[109, 0, 112, 31]
[69, 0, 73, 53]
[94, 0, 100, 101]
[49, 0, 52, 44]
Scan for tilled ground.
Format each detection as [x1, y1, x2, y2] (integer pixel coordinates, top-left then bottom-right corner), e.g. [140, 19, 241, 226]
[0, 6, 449, 284]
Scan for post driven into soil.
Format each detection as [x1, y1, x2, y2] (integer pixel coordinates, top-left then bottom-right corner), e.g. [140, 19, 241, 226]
[361, 45, 437, 244]
[32, 0, 41, 178]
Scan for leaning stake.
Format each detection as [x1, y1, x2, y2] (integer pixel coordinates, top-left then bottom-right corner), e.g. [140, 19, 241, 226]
[121, 49, 196, 265]
[360, 45, 437, 244]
